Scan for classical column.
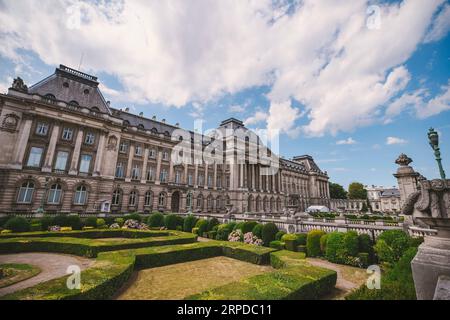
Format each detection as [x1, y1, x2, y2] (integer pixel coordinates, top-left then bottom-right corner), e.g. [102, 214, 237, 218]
[213, 163, 217, 189]
[204, 164, 209, 189]
[69, 127, 84, 175]
[12, 117, 33, 168]
[194, 164, 199, 187]
[258, 166, 262, 192]
[168, 150, 174, 183]
[42, 122, 60, 172]
[93, 132, 106, 177]
[125, 144, 135, 182]
[140, 146, 149, 183]
[155, 148, 162, 185]
[184, 163, 189, 184]
[251, 165, 256, 190]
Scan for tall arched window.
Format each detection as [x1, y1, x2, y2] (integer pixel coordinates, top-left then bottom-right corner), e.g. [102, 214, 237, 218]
[47, 184, 62, 204]
[186, 193, 193, 209]
[74, 185, 87, 205]
[17, 181, 35, 203]
[112, 189, 122, 206]
[207, 195, 213, 210]
[144, 191, 152, 207]
[196, 194, 203, 209]
[129, 190, 137, 206]
[158, 192, 166, 206]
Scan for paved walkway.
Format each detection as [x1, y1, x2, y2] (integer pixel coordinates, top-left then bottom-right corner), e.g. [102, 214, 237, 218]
[0, 253, 94, 296]
[306, 258, 368, 300]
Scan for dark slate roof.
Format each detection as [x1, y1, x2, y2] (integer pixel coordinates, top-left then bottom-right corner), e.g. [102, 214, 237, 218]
[291, 155, 323, 173]
[280, 158, 307, 172]
[28, 65, 111, 114]
[380, 189, 400, 197]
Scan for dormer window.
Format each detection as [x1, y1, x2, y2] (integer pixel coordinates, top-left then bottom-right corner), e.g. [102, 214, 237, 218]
[123, 120, 130, 127]
[45, 94, 56, 103]
[62, 127, 74, 141]
[85, 132, 95, 145]
[137, 124, 145, 130]
[36, 122, 49, 136]
[151, 128, 158, 134]
[68, 100, 79, 106]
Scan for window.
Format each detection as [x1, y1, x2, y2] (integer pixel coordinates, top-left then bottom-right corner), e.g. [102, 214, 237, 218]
[162, 151, 169, 160]
[129, 190, 137, 206]
[17, 181, 34, 203]
[74, 185, 87, 205]
[54, 151, 69, 171]
[198, 174, 204, 186]
[149, 148, 156, 158]
[27, 147, 43, 167]
[188, 174, 193, 186]
[115, 162, 125, 178]
[79, 154, 92, 173]
[207, 175, 213, 187]
[36, 122, 49, 136]
[131, 164, 141, 180]
[112, 189, 122, 205]
[47, 184, 62, 204]
[85, 132, 95, 145]
[175, 171, 181, 184]
[196, 195, 203, 208]
[186, 193, 193, 209]
[62, 127, 73, 141]
[160, 169, 168, 182]
[144, 191, 152, 206]
[135, 145, 142, 156]
[207, 196, 213, 210]
[158, 193, 166, 206]
[146, 167, 155, 181]
[119, 141, 128, 153]
[217, 176, 222, 188]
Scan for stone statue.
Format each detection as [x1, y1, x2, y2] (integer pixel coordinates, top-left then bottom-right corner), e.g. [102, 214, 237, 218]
[11, 77, 28, 93]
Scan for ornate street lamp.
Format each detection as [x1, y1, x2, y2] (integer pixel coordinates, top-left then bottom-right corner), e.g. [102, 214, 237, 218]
[36, 177, 50, 216]
[428, 127, 446, 179]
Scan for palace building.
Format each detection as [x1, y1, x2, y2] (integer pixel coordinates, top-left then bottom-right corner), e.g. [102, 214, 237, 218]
[0, 65, 330, 215]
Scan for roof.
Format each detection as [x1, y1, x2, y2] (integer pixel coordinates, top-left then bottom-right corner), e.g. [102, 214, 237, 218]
[380, 189, 400, 197]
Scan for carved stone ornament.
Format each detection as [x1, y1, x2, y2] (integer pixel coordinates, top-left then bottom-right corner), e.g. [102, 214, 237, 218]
[10, 77, 28, 93]
[107, 135, 118, 151]
[1, 113, 20, 132]
[395, 153, 413, 166]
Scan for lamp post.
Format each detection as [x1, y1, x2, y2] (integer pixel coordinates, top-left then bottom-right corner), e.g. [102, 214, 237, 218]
[36, 177, 50, 216]
[428, 127, 446, 179]
[187, 189, 193, 214]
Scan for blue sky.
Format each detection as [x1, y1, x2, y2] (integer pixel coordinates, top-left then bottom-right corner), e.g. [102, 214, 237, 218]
[0, 0, 449, 190]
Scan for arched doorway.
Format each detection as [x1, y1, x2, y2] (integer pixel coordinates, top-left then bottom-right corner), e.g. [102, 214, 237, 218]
[171, 191, 180, 212]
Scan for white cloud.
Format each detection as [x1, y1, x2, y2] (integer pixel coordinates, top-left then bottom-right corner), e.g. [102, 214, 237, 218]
[228, 105, 246, 113]
[336, 137, 357, 145]
[0, 0, 446, 136]
[386, 136, 408, 145]
[424, 3, 450, 43]
[244, 110, 268, 126]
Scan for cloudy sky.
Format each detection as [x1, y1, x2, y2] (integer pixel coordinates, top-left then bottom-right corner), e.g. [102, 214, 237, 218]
[0, 0, 449, 189]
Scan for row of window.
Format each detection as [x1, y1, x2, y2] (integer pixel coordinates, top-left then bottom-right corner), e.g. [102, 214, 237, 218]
[27, 147, 92, 173]
[35, 122, 96, 145]
[118, 142, 169, 160]
[17, 182, 87, 205]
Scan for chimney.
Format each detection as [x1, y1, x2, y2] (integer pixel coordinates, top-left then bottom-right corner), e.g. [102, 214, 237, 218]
[175, 122, 179, 127]
[125, 107, 130, 112]
[162, 119, 166, 123]
[152, 116, 156, 120]
[139, 112, 144, 117]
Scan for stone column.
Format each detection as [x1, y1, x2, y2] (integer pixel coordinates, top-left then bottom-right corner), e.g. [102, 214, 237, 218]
[12, 117, 33, 168]
[194, 164, 199, 187]
[251, 165, 256, 191]
[213, 163, 217, 189]
[184, 163, 189, 184]
[125, 144, 135, 182]
[204, 164, 209, 189]
[42, 122, 60, 172]
[140, 146, 149, 183]
[168, 150, 174, 183]
[393, 154, 420, 207]
[69, 127, 84, 175]
[155, 148, 162, 185]
[93, 132, 106, 177]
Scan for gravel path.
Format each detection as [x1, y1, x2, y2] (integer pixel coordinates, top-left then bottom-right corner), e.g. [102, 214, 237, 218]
[0, 253, 94, 296]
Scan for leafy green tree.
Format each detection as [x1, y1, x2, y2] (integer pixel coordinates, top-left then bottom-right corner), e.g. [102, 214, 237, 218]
[329, 182, 347, 199]
[348, 182, 367, 200]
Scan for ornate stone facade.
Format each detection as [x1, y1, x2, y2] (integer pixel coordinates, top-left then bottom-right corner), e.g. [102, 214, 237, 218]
[0, 65, 329, 215]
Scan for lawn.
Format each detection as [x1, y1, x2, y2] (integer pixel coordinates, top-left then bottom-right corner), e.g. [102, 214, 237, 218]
[116, 256, 274, 300]
[0, 263, 41, 289]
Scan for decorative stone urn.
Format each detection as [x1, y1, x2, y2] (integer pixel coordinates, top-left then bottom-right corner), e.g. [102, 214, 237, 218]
[403, 178, 450, 299]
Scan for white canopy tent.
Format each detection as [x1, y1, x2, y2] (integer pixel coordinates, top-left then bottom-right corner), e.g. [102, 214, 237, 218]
[306, 205, 330, 213]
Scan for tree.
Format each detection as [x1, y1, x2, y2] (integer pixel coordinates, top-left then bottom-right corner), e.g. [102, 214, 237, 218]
[348, 182, 367, 200]
[329, 182, 347, 199]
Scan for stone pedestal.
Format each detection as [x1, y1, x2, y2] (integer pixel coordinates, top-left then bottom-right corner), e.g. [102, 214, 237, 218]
[412, 236, 450, 300]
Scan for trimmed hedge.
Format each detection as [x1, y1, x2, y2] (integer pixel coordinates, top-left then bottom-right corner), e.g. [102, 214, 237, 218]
[0, 229, 170, 239]
[325, 232, 345, 262]
[147, 213, 164, 227]
[374, 230, 412, 265]
[195, 219, 208, 237]
[306, 230, 326, 257]
[220, 241, 275, 265]
[4, 217, 30, 233]
[261, 223, 279, 246]
[183, 215, 198, 232]
[252, 224, 264, 239]
[207, 218, 220, 232]
[269, 240, 285, 250]
[164, 214, 179, 230]
[275, 231, 286, 241]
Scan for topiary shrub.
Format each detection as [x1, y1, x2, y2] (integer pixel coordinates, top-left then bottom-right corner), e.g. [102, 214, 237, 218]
[114, 218, 124, 227]
[358, 233, 373, 254]
[176, 216, 185, 229]
[164, 214, 179, 230]
[306, 229, 326, 257]
[40, 216, 53, 231]
[183, 215, 198, 232]
[296, 233, 307, 245]
[30, 223, 42, 232]
[281, 234, 299, 251]
[375, 230, 411, 265]
[215, 224, 231, 241]
[261, 223, 279, 247]
[320, 234, 329, 255]
[192, 227, 199, 235]
[4, 217, 30, 233]
[227, 222, 237, 232]
[269, 240, 285, 250]
[207, 218, 220, 232]
[67, 215, 82, 230]
[207, 230, 217, 239]
[52, 215, 69, 227]
[275, 230, 286, 241]
[84, 217, 97, 228]
[325, 232, 345, 262]
[195, 219, 209, 237]
[147, 213, 164, 227]
[96, 218, 106, 229]
[342, 231, 359, 257]
[124, 213, 142, 222]
[242, 221, 258, 234]
[297, 245, 306, 253]
[233, 222, 245, 232]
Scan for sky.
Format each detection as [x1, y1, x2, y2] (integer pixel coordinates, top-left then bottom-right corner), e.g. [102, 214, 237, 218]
[0, 0, 449, 190]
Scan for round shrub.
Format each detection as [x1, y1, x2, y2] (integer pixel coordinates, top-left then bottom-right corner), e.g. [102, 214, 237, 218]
[183, 215, 198, 232]
[195, 219, 208, 236]
[207, 218, 220, 231]
[296, 233, 307, 245]
[233, 222, 245, 232]
[242, 221, 258, 234]
[164, 214, 179, 230]
[96, 218, 106, 228]
[124, 213, 142, 222]
[325, 232, 345, 262]
[358, 233, 373, 254]
[40, 216, 53, 231]
[281, 233, 299, 251]
[261, 223, 279, 246]
[275, 230, 286, 241]
[343, 231, 359, 257]
[306, 229, 326, 257]
[227, 222, 237, 231]
[66, 215, 82, 230]
[52, 215, 69, 227]
[375, 230, 411, 264]
[147, 212, 164, 227]
[114, 218, 124, 226]
[4, 217, 30, 233]
[104, 217, 115, 225]
[192, 227, 199, 235]
[252, 224, 264, 239]
[269, 240, 285, 250]
[176, 216, 185, 228]
[84, 217, 97, 228]
[320, 234, 329, 254]
[215, 224, 231, 241]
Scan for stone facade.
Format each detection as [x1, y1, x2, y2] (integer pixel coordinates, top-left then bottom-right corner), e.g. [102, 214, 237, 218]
[0, 65, 329, 216]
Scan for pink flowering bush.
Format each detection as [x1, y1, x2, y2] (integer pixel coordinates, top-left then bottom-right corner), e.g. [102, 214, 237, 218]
[49, 225, 61, 232]
[244, 232, 263, 246]
[122, 219, 149, 230]
[228, 229, 243, 242]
